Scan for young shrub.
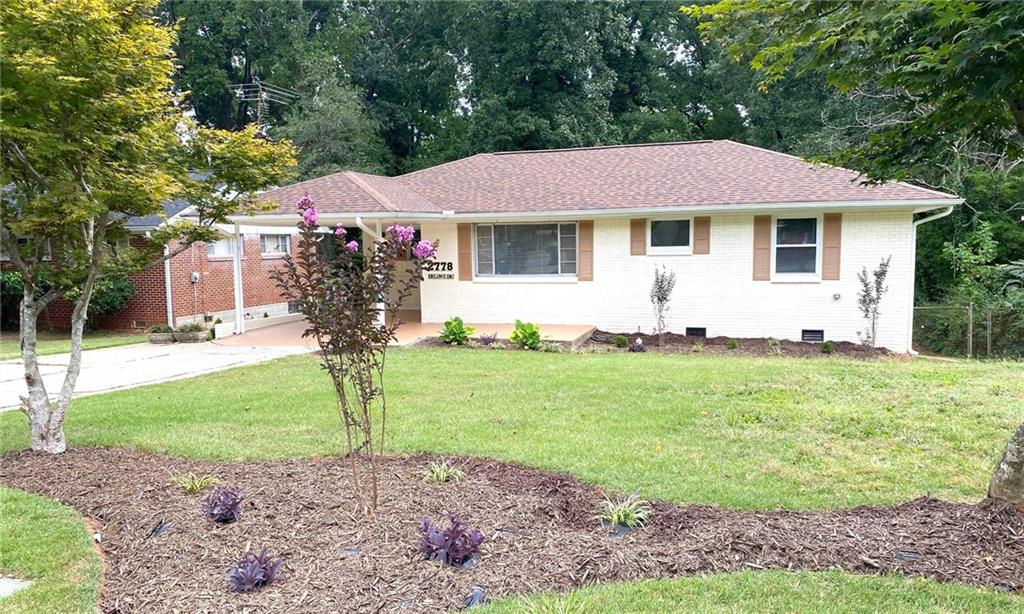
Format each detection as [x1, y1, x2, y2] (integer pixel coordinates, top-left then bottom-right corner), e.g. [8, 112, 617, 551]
[628, 337, 646, 353]
[478, 332, 498, 346]
[726, 338, 739, 350]
[202, 486, 243, 523]
[766, 337, 783, 356]
[594, 491, 652, 529]
[271, 195, 436, 514]
[510, 320, 542, 350]
[650, 266, 677, 347]
[176, 322, 205, 333]
[419, 515, 486, 567]
[422, 459, 467, 484]
[226, 548, 284, 593]
[149, 324, 173, 333]
[821, 340, 835, 354]
[440, 316, 475, 345]
[171, 472, 219, 494]
[614, 335, 628, 348]
[691, 340, 704, 353]
[857, 256, 892, 347]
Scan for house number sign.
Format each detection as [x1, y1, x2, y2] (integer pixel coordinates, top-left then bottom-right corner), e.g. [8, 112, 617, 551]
[425, 261, 454, 280]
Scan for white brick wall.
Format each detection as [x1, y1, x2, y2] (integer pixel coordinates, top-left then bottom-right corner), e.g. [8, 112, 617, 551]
[418, 210, 916, 351]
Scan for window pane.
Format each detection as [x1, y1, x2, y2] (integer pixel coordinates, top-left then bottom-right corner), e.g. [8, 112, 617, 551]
[560, 261, 576, 275]
[775, 246, 816, 273]
[493, 224, 559, 275]
[650, 220, 690, 247]
[776, 218, 816, 245]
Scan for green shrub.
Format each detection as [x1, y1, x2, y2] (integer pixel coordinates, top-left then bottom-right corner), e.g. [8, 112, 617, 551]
[593, 491, 652, 528]
[614, 335, 628, 348]
[65, 273, 135, 315]
[176, 322, 205, 333]
[149, 324, 173, 333]
[767, 337, 783, 355]
[510, 320, 542, 350]
[691, 340, 704, 353]
[421, 459, 467, 484]
[821, 340, 835, 354]
[726, 338, 739, 350]
[439, 316, 475, 345]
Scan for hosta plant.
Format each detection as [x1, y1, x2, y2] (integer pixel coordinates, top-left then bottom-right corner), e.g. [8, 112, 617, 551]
[440, 316, 475, 345]
[226, 548, 284, 592]
[171, 472, 219, 494]
[510, 320, 542, 350]
[422, 459, 467, 484]
[594, 491, 652, 529]
[202, 486, 243, 524]
[419, 515, 486, 567]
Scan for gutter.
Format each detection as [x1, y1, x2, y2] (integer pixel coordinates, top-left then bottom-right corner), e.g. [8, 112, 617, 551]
[355, 216, 382, 243]
[906, 205, 956, 355]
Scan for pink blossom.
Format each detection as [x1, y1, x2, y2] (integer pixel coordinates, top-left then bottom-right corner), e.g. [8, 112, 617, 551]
[345, 240, 360, 253]
[412, 239, 436, 260]
[387, 224, 416, 245]
[334, 224, 347, 238]
[302, 206, 319, 227]
[296, 192, 315, 211]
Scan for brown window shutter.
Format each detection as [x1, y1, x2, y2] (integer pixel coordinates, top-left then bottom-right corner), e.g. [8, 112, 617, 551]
[752, 215, 772, 281]
[578, 221, 594, 281]
[822, 213, 842, 280]
[457, 223, 472, 281]
[693, 216, 710, 254]
[629, 219, 646, 255]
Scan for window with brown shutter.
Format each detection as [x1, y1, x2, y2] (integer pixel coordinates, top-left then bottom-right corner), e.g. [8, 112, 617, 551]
[752, 215, 771, 281]
[578, 221, 594, 281]
[629, 219, 646, 255]
[822, 213, 842, 280]
[457, 223, 472, 280]
[693, 216, 710, 254]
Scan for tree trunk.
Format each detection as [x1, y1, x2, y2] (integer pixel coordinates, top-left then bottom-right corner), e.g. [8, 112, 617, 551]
[989, 420, 1024, 510]
[20, 290, 65, 453]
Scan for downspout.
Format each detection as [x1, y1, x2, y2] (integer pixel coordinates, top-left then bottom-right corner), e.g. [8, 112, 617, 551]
[907, 205, 955, 355]
[163, 245, 174, 327]
[355, 217, 386, 327]
[232, 224, 246, 335]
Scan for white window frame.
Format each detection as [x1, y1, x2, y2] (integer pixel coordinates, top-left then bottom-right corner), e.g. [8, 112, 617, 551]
[1, 237, 52, 262]
[646, 217, 694, 256]
[207, 237, 240, 259]
[770, 214, 822, 282]
[473, 222, 579, 280]
[260, 234, 290, 257]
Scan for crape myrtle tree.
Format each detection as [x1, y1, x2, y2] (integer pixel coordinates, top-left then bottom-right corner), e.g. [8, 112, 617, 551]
[685, 0, 1024, 509]
[272, 194, 437, 514]
[0, 0, 295, 453]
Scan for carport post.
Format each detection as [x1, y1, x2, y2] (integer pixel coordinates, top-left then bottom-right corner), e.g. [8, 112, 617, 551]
[232, 224, 246, 335]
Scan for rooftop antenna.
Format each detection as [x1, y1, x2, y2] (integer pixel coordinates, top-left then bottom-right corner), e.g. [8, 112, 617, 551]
[228, 78, 300, 131]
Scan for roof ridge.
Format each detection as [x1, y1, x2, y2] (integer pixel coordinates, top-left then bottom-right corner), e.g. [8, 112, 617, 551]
[490, 140, 715, 156]
[343, 171, 397, 212]
[720, 140, 959, 199]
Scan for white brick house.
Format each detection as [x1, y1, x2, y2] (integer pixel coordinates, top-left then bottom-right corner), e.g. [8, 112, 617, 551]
[232, 140, 961, 352]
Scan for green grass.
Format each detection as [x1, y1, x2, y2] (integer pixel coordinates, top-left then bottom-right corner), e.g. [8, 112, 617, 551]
[0, 486, 102, 614]
[482, 571, 1022, 613]
[0, 350, 1019, 510]
[0, 331, 147, 360]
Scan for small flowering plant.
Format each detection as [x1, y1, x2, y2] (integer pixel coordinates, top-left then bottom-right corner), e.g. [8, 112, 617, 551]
[271, 193, 437, 514]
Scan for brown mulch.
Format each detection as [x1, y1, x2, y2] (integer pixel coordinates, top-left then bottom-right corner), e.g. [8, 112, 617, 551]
[2, 448, 1021, 612]
[588, 330, 893, 359]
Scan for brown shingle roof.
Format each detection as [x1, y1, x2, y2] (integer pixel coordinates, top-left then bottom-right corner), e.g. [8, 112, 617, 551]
[259, 140, 957, 216]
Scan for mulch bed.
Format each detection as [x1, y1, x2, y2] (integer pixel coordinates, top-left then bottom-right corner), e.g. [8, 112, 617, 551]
[2, 448, 1021, 612]
[587, 330, 893, 359]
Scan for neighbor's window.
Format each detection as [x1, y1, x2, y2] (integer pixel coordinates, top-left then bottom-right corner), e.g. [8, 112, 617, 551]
[475, 223, 577, 276]
[649, 219, 691, 251]
[260, 234, 290, 256]
[775, 218, 817, 274]
[207, 238, 238, 258]
[1, 237, 52, 261]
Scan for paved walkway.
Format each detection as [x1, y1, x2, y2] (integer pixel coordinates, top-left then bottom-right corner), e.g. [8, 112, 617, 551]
[0, 341, 310, 411]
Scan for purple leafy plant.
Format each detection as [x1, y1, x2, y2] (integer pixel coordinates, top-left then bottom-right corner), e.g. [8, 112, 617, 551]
[419, 515, 486, 567]
[226, 548, 284, 592]
[478, 332, 498, 346]
[201, 486, 243, 524]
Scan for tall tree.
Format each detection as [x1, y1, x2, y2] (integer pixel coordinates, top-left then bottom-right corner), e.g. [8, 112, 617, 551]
[1, 0, 295, 453]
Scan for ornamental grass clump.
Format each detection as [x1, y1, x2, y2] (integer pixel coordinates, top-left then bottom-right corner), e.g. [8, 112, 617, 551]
[422, 459, 467, 484]
[171, 472, 219, 494]
[271, 193, 436, 514]
[226, 548, 284, 592]
[594, 491, 652, 529]
[202, 486, 243, 523]
[419, 515, 486, 567]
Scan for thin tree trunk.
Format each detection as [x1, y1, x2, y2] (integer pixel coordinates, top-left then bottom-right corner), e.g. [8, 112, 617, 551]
[20, 289, 63, 453]
[989, 421, 1024, 510]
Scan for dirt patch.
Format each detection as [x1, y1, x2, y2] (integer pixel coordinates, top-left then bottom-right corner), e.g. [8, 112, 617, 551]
[1, 448, 1020, 612]
[587, 330, 894, 359]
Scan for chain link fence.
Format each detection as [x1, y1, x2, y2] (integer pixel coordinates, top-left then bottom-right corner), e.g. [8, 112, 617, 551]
[913, 305, 1024, 358]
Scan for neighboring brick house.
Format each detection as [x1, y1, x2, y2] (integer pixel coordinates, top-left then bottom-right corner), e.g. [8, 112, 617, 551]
[3, 198, 297, 331]
[231, 140, 962, 352]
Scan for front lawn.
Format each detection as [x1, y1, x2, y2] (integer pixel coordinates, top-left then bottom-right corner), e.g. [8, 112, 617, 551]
[0, 331, 147, 361]
[0, 350, 1019, 510]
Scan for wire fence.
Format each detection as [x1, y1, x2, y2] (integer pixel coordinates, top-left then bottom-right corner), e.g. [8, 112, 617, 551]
[913, 305, 1024, 358]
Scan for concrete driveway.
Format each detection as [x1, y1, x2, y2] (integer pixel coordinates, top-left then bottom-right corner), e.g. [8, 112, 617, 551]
[0, 340, 310, 411]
